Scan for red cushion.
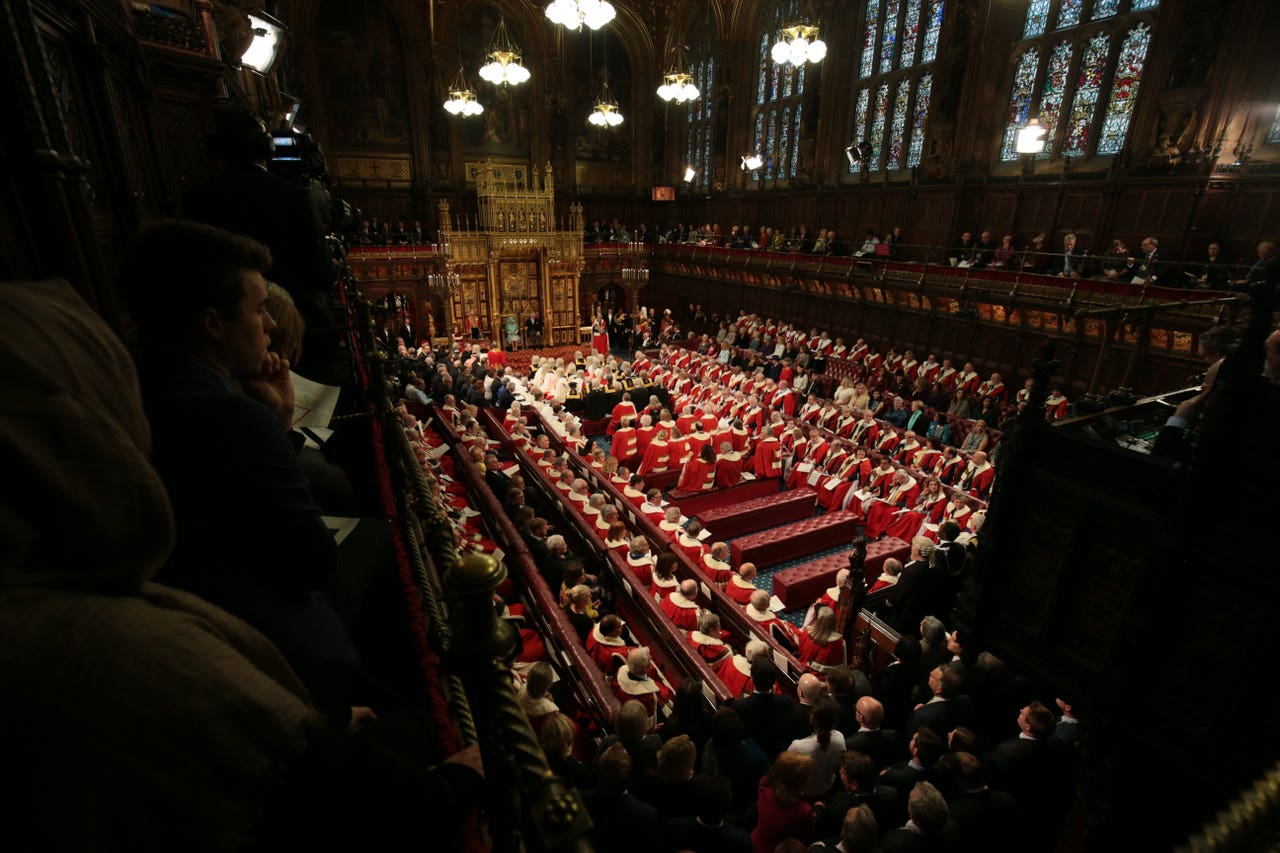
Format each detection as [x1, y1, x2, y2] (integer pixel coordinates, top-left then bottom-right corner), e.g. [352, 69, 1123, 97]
[730, 510, 862, 570]
[697, 488, 817, 540]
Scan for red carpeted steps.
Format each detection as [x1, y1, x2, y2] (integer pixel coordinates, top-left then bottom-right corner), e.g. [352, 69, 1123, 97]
[770, 537, 911, 610]
[694, 487, 818, 540]
[730, 510, 863, 569]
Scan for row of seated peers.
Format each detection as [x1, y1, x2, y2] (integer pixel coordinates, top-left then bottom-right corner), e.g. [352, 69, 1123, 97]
[637, 346, 998, 511]
[0, 224, 486, 848]
[466, 391, 1080, 851]
[427, 338, 1080, 845]
[688, 309, 1073, 423]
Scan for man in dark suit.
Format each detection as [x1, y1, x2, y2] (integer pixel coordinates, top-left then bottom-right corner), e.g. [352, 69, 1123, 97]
[881, 728, 944, 798]
[904, 664, 972, 740]
[1048, 232, 1087, 277]
[661, 778, 751, 853]
[582, 744, 661, 852]
[891, 525, 961, 634]
[828, 666, 873, 736]
[483, 452, 511, 496]
[876, 636, 924, 732]
[816, 750, 904, 838]
[846, 697, 899, 770]
[1132, 236, 1169, 283]
[786, 672, 829, 744]
[937, 752, 1016, 852]
[880, 781, 958, 852]
[987, 701, 1068, 844]
[728, 658, 796, 760]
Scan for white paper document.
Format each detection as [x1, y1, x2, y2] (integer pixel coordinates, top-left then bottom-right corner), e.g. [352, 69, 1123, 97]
[291, 372, 341, 429]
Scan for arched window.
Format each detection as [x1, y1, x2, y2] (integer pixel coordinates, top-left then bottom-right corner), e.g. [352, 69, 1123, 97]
[850, 0, 943, 173]
[998, 0, 1157, 162]
[749, 0, 806, 184]
[683, 51, 715, 190]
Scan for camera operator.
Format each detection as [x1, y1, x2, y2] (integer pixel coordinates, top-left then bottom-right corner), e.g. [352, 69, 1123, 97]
[185, 104, 341, 383]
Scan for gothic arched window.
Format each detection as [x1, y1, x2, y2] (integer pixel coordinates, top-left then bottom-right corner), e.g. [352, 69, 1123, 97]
[850, 0, 943, 172]
[683, 52, 716, 189]
[749, 0, 807, 184]
[998, 0, 1157, 162]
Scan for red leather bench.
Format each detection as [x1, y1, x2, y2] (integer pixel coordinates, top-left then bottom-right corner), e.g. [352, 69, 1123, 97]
[643, 469, 681, 492]
[730, 510, 861, 569]
[770, 536, 911, 610]
[672, 477, 780, 517]
[696, 487, 818, 541]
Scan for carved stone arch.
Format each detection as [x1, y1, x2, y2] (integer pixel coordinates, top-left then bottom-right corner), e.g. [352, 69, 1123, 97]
[434, 0, 553, 67]
[664, 0, 728, 60]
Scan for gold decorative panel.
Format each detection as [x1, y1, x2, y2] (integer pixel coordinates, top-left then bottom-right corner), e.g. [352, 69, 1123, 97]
[332, 156, 413, 186]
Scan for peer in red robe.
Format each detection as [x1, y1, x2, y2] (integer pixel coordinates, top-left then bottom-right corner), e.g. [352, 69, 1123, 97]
[715, 448, 746, 487]
[819, 451, 873, 511]
[660, 584, 702, 630]
[677, 446, 718, 492]
[610, 423, 638, 463]
[607, 397, 637, 436]
[863, 472, 922, 537]
[883, 479, 948, 541]
[753, 435, 783, 479]
[637, 431, 672, 476]
[587, 620, 636, 671]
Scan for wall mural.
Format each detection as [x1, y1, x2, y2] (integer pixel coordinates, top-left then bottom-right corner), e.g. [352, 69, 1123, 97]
[574, 29, 631, 163]
[314, 0, 411, 149]
[458, 5, 531, 159]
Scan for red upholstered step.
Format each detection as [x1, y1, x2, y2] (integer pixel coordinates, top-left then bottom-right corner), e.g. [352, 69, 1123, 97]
[643, 469, 681, 492]
[696, 488, 818, 541]
[730, 510, 862, 570]
[672, 477, 780, 517]
[771, 537, 911, 610]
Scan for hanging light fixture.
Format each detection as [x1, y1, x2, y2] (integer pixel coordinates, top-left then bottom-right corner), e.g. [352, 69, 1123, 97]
[443, 66, 484, 117]
[740, 153, 764, 171]
[1016, 118, 1048, 155]
[589, 80, 624, 127]
[771, 23, 826, 66]
[478, 15, 531, 86]
[545, 0, 615, 31]
[657, 46, 700, 104]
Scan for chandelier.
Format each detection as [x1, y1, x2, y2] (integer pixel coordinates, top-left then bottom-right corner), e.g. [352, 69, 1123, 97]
[545, 0, 616, 30]
[657, 70, 700, 104]
[588, 80, 624, 128]
[771, 24, 826, 66]
[478, 16, 530, 86]
[443, 66, 484, 117]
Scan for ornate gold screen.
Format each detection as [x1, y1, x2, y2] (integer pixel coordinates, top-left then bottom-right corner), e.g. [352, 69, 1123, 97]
[439, 161, 583, 346]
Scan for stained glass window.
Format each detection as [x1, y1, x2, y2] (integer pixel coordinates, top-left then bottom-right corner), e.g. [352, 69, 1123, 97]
[1024, 0, 1051, 38]
[861, 0, 881, 77]
[854, 0, 941, 174]
[886, 80, 911, 168]
[1096, 23, 1151, 154]
[868, 83, 890, 170]
[880, 0, 901, 72]
[899, 0, 922, 69]
[850, 89, 871, 172]
[907, 73, 932, 167]
[1000, 49, 1039, 160]
[1035, 41, 1073, 157]
[684, 54, 715, 189]
[1062, 32, 1109, 157]
[1055, 0, 1082, 29]
[921, 0, 944, 63]
[750, 0, 805, 183]
[1092, 0, 1119, 19]
[791, 104, 804, 177]
[1008, 0, 1159, 161]
[1269, 104, 1280, 145]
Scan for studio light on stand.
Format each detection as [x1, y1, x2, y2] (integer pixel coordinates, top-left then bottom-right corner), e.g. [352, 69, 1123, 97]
[683, 166, 697, 183]
[845, 141, 869, 168]
[740, 153, 764, 171]
[478, 15, 531, 86]
[241, 11, 285, 74]
[1016, 118, 1048, 155]
[771, 23, 826, 67]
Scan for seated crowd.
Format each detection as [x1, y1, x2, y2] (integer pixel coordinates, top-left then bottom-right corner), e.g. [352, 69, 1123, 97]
[382, 297, 1091, 851]
[584, 213, 1269, 290]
